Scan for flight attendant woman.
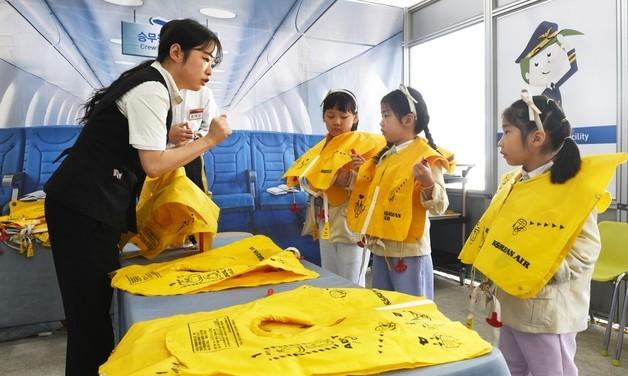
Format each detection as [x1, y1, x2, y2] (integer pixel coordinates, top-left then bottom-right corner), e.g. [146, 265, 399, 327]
[43, 19, 231, 375]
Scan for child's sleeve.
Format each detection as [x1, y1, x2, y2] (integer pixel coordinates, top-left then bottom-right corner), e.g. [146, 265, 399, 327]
[419, 165, 449, 215]
[551, 209, 601, 283]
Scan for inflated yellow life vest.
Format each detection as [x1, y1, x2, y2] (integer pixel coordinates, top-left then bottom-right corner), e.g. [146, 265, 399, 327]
[347, 138, 449, 242]
[0, 199, 49, 257]
[111, 235, 318, 295]
[120, 168, 219, 259]
[284, 131, 386, 206]
[284, 131, 385, 239]
[459, 153, 628, 298]
[100, 286, 491, 376]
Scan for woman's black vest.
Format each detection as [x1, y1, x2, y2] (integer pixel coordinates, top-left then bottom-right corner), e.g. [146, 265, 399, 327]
[45, 66, 172, 232]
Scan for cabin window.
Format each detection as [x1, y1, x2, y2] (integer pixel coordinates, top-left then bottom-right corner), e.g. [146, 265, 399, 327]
[409, 23, 485, 191]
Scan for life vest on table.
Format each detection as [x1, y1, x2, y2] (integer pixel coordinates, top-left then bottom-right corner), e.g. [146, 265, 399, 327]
[112, 235, 318, 295]
[347, 138, 450, 242]
[459, 153, 628, 298]
[283, 131, 385, 206]
[100, 286, 491, 376]
[119, 167, 219, 259]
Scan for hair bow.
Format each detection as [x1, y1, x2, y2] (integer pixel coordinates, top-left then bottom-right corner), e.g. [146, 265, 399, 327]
[520, 89, 543, 132]
[399, 84, 418, 117]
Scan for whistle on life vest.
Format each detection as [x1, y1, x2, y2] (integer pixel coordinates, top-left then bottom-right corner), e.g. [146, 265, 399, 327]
[290, 202, 300, 213]
[394, 258, 407, 273]
[486, 311, 503, 328]
[357, 236, 366, 248]
[318, 208, 326, 220]
[289, 192, 300, 213]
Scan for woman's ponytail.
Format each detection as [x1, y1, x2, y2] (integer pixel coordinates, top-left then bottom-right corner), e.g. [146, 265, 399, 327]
[80, 60, 154, 125]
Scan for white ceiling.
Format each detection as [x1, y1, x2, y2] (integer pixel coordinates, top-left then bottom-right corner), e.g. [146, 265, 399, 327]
[1, 0, 402, 112]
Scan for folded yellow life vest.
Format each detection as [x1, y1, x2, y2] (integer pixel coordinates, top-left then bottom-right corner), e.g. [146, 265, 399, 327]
[347, 138, 449, 242]
[100, 286, 491, 376]
[111, 235, 319, 295]
[459, 153, 628, 298]
[283, 131, 386, 206]
[120, 168, 219, 259]
[0, 199, 49, 257]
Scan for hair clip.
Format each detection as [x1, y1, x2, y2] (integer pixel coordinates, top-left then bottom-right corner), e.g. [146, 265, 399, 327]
[399, 84, 418, 117]
[520, 89, 544, 132]
[321, 89, 358, 110]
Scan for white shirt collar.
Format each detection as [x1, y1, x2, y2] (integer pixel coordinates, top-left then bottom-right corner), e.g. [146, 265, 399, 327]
[521, 159, 554, 180]
[392, 138, 415, 153]
[379, 138, 415, 162]
[150, 61, 183, 105]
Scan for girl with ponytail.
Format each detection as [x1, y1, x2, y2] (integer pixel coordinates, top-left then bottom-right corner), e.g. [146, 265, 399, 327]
[347, 85, 454, 299]
[500, 91, 581, 183]
[460, 91, 628, 376]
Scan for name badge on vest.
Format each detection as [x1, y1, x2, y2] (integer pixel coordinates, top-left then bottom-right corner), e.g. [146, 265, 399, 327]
[188, 108, 204, 121]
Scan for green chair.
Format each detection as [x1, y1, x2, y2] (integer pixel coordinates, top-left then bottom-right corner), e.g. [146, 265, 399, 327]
[592, 221, 628, 366]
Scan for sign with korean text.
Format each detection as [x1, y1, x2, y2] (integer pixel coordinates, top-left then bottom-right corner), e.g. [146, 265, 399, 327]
[121, 21, 161, 58]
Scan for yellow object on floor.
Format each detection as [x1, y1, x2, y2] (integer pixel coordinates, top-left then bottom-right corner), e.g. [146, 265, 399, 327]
[111, 235, 319, 295]
[459, 153, 628, 298]
[99, 286, 491, 376]
[120, 167, 219, 259]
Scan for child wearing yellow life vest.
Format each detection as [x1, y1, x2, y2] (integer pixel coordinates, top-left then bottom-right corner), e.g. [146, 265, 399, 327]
[459, 91, 628, 376]
[283, 89, 385, 286]
[347, 85, 452, 299]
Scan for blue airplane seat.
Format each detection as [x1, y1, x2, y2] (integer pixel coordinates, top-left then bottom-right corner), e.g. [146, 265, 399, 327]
[250, 132, 307, 210]
[203, 131, 255, 231]
[0, 128, 25, 206]
[23, 126, 81, 194]
[204, 131, 255, 212]
[294, 133, 325, 158]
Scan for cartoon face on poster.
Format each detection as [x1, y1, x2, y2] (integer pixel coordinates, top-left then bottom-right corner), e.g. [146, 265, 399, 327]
[495, 0, 618, 196]
[515, 21, 583, 106]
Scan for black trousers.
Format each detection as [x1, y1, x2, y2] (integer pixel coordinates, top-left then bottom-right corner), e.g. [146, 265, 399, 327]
[184, 155, 206, 192]
[45, 198, 121, 376]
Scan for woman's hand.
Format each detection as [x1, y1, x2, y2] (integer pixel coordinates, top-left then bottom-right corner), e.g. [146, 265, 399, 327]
[139, 115, 231, 178]
[169, 122, 194, 147]
[204, 114, 231, 147]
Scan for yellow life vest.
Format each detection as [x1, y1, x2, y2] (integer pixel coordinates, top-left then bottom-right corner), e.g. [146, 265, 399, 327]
[284, 131, 386, 206]
[100, 286, 491, 376]
[0, 199, 49, 257]
[111, 235, 319, 295]
[459, 153, 628, 298]
[120, 168, 219, 259]
[347, 138, 449, 242]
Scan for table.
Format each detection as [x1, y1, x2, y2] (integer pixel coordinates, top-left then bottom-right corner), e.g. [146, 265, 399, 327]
[114, 234, 509, 376]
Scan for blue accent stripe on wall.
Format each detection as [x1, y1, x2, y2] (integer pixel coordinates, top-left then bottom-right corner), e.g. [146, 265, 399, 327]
[571, 125, 616, 144]
[497, 125, 616, 144]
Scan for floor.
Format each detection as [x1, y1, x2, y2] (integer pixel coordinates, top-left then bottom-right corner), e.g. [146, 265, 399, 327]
[1, 273, 627, 376]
